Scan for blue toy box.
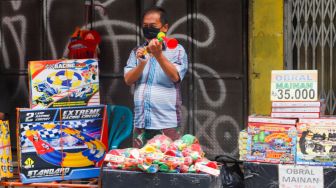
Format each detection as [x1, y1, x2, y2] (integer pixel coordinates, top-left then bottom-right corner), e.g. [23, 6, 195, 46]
[247, 122, 297, 164]
[17, 105, 108, 183]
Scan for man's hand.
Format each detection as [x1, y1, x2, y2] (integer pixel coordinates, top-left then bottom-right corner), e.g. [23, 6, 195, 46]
[147, 39, 162, 57]
[136, 47, 149, 63]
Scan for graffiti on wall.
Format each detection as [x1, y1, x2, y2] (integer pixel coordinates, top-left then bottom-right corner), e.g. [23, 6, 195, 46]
[0, 0, 244, 158]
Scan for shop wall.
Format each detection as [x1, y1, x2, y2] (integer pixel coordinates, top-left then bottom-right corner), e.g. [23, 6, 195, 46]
[249, 0, 284, 115]
[0, 0, 247, 159]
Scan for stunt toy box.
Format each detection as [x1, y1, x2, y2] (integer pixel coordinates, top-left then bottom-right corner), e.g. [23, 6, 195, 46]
[297, 118, 336, 166]
[0, 120, 13, 179]
[17, 105, 108, 183]
[247, 122, 297, 164]
[28, 59, 100, 109]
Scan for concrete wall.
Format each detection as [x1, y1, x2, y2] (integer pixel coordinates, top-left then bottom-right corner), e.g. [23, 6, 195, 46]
[249, 0, 284, 115]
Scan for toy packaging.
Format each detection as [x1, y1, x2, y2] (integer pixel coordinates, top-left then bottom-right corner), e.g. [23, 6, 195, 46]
[28, 59, 100, 109]
[297, 119, 336, 166]
[0, 120, 13, 178]
[246, 122, 297, 164]
[239, 129, 248, 161]
[17, 105, 108, 183]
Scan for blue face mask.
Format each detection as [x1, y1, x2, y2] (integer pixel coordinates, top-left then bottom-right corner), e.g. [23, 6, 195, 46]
[142, 26, 160, 39]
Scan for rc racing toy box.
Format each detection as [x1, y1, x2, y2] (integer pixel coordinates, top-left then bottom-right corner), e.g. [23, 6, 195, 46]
[28, 59, 100, 109]
[17, 105, 108, 183]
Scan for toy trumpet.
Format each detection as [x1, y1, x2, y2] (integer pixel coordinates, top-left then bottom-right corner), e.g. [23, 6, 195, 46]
[140, 32, 178, 60]
[157, 32, 178, 49]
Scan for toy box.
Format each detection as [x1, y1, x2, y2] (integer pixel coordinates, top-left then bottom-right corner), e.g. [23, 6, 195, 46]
[246, 122, 297, 164]
[0, 120, 13, 178]
[297, 120, 336, 166]
[17, 105, 108, 183]
[29, 59, 100, 109]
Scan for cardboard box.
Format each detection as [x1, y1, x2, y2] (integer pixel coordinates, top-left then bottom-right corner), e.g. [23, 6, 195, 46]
[29, 59, 100, 109]
[0, 120, 13, 178]
[271, 112, 320, 118]
[247, 122, 297, 164]
[272, 101, 321, 107]
[297, 121, 336, 166]
[248, 115, 297, 125]
[17, 105, 108, 183]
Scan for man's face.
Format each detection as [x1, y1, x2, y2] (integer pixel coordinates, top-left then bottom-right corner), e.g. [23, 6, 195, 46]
[143, 12, 168, 32]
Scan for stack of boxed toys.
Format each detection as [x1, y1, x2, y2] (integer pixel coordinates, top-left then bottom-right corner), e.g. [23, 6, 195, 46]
[271, 100, 326, 119]
[240, 114, 336, 167]
[17, 59, 108, 183]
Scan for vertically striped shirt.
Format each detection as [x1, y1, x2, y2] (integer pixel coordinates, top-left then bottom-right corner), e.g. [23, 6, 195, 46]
[124, 44, 188, 129]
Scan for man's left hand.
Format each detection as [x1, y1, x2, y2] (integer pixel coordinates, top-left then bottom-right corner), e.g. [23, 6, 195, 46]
[147, 39, 162, 57]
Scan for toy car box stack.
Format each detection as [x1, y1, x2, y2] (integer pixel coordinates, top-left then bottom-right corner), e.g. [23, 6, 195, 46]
[0, 120, 14, 179]
[28, 59, 100, 109]
[297, 118, 336, 166]
[17, 105, 108, 183]
[246, 116, 297, 164]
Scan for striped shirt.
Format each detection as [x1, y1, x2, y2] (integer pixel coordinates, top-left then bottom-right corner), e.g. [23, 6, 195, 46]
[124, 44, 188, 129]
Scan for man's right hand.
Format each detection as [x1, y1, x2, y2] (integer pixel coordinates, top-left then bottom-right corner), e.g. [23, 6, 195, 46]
[136, 47, 149, 63]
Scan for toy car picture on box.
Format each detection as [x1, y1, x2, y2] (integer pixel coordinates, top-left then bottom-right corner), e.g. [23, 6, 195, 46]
[247, 123, 297, 164]
[17, 105, 108, 183]
[0, 120, 13, 179]
[29, 59, 100, 109]
[297, 121, 336, 166]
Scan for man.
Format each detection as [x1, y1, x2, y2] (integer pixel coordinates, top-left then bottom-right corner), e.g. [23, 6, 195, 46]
[124, 7, 188, 148]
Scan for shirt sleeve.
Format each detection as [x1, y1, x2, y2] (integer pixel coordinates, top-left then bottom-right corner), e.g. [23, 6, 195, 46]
[172, 45, 188, 81]
[124, 49, 138, 76]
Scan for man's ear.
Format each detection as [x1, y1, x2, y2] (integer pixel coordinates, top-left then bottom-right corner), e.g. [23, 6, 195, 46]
[161, 24, 168, 32]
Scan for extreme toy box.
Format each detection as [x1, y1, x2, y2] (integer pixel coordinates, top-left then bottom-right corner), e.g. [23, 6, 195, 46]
[17, 105, 108, 183]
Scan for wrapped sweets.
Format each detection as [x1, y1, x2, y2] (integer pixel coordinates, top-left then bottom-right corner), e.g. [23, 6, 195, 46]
[105, 134, 220, 176]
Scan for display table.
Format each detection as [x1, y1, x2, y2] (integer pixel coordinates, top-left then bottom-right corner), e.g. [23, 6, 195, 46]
[101, 168, 222, 188]
[244, 162, 336, 188]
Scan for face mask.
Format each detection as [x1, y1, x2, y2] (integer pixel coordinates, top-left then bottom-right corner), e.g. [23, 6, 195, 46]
[143, 26, 161, 39]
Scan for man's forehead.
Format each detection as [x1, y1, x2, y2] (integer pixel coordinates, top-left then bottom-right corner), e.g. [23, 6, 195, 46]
[143, 12, 161, 24]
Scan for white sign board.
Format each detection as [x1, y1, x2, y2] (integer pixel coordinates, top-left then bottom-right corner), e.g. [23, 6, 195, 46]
[279, 165, 323, 188]
[271, 70, 318, 101]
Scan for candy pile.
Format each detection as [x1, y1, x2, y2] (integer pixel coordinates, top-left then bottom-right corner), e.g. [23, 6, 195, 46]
[104, 134, 220, 176]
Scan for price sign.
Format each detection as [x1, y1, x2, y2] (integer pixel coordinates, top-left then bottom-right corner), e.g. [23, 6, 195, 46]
[271, 70, 318, 101]
[279, 165, 323, 188]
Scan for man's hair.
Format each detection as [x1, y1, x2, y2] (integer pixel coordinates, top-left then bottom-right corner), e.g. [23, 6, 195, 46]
[142, 6, 169, 25]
